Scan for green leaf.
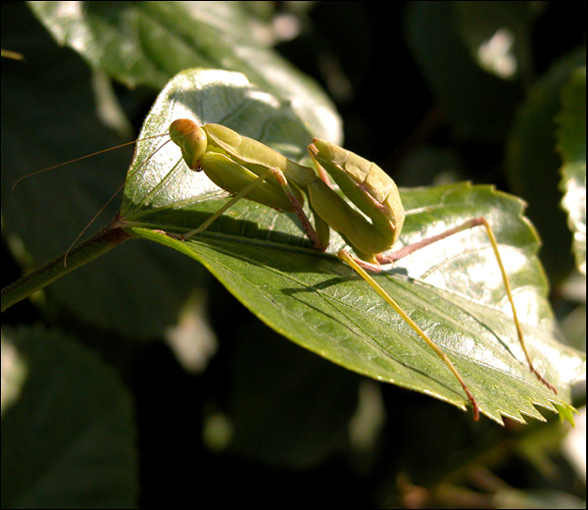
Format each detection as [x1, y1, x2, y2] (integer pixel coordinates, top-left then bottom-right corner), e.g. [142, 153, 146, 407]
[27, 0, 341, 142]
[505, 50, 586, 282]
[118, 69, 584, 424]
[1, 326, 138, 508]
[556, 66, 586, 275]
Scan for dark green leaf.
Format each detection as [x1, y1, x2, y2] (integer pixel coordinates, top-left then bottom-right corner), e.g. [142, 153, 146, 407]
[453, 1, 540, 80]
[404, 2, 521, 142]
[28, 0, 340, 141]
[1, 326, 138, 508]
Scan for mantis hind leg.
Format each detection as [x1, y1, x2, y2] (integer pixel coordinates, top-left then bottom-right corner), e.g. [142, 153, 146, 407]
[338, 216, 557, 419]
[338, 249, 480, 420]
[376, 217, 556, 394]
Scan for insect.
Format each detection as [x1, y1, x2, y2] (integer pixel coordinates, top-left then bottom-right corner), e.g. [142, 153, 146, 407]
[12, 118, 556, 420]
[164, 118, 557, 420]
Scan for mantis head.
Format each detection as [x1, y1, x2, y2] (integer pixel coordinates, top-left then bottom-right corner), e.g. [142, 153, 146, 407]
[169, 119, 208, 170]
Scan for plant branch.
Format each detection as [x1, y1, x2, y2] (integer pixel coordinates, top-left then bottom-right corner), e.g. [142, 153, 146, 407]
[1, 218, 131, 312]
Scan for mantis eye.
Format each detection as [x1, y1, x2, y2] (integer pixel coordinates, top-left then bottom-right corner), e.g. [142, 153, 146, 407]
[169, 119, 208, 170]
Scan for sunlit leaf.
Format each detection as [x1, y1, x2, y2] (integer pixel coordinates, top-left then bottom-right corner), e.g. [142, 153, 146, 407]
[119, 69, 584, 424]
[556, 66, 586, 275]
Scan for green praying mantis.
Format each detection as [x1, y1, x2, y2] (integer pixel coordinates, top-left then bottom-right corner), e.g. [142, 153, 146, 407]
[12, 117, 557, 421]
[162, 118, 557, 420]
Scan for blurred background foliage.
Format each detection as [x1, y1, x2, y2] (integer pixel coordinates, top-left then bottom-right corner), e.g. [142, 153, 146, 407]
[1, 2, 585, 508]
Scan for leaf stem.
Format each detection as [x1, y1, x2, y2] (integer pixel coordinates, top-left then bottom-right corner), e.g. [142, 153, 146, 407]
[1, 218, 131, 312]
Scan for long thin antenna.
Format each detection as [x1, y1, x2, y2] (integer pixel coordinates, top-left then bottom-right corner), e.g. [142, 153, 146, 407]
[62, 136, 177, 266]
[11, 133, 167, 191]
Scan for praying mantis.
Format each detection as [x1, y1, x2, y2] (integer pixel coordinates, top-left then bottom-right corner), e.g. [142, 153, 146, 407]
[7, 114, 557, 421]
[157, 118, 557, 420]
